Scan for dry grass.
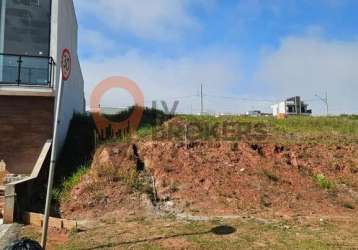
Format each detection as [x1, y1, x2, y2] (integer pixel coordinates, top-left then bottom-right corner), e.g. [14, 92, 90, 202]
[20, 215, 358, 250]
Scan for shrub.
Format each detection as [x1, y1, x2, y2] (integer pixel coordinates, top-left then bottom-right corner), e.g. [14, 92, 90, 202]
[313, 174, 335, 190]
[56, 113, 96, 181]
[343, 202, 355, 210]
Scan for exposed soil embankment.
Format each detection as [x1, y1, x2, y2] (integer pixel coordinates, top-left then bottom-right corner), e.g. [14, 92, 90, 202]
[139, 141, 357, 217]
[61, 139, 358, 220]
[61, 144, 153, 219]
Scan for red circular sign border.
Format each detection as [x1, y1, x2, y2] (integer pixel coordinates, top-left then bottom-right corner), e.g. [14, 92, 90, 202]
[61, 48, 72, 81]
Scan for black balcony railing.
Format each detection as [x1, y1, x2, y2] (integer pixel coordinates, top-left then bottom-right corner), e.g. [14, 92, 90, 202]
[0, 53, 55, 87]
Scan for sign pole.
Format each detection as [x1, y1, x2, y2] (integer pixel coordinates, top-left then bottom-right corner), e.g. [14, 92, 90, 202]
[41, 72, 64, 249]
[41, 49, 70, 249]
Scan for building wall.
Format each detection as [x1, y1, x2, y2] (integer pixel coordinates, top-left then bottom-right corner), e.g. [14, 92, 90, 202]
[0, 96, 54, 174]
[0, 0, 85, 174]
[271, 102, 287, 116]
[0, 0, 84, 176]
[50, 0, 85, 158]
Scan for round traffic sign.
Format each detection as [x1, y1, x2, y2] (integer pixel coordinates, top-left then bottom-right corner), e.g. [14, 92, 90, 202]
[61, 48, 71, 81]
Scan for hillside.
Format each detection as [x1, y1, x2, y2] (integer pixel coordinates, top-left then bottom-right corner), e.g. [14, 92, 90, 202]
[59, 116, 358, 220]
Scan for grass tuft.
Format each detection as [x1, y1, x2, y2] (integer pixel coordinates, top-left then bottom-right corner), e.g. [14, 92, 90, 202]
[343, 203, 355, 210]
[313, 174, 335, 190]
[52, 164, 90, 202]
[263, 170, 280, 182]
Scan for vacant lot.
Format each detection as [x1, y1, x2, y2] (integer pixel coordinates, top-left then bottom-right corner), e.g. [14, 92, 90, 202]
[21, 214, 358, 250]
[22, 115, 358, 249]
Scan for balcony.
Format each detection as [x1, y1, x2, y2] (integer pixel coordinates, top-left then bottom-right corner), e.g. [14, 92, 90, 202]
[0, 53, 55, 88]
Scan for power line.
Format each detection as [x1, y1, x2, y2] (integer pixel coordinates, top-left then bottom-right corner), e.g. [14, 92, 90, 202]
[204, 94, 280, 103]
[315, 91, 329, 116]
[152, 95, 198, 100]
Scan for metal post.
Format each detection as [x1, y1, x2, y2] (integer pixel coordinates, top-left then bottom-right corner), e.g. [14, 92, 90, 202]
[200, 84, 203, 115]
[315, 92, 329, 116]
[17, 56, 22, 86]
[48, 58, 52, 87]
[41, 72, 64, 249]
[325, 91, 329, 116]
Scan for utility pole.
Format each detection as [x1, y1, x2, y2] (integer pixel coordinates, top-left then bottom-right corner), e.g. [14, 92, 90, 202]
[200, 84, 203, 115]
[325, 91, 329, 116]
[315, 92, 329, 116]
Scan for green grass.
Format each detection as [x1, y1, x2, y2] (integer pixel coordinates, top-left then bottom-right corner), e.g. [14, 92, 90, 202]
[155, 115, 358, 144]
[89, 107, 358, 145]
[313, 174, 336, 190]
[181, 115, 358, 135]
[137, 125, 156, 139]
[52, 164, 90, 202]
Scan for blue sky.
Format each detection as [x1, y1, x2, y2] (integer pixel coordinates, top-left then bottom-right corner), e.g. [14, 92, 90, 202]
[74, 0, 358, 114]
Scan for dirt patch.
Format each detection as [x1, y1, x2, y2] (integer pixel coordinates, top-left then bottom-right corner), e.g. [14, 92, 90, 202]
[38, 216, 358, 250]
[60, 144, 154, 220]
[138, 141, 357, 218]
[19, 226, 68, 250]
[61, 136, 358, 221]
[159, 238, 193, 250]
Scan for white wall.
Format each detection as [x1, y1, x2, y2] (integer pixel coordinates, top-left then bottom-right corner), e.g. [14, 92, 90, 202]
[51, 0, 85, 157]
[271, 101, 286, 116]
[271, 104, 279, 117]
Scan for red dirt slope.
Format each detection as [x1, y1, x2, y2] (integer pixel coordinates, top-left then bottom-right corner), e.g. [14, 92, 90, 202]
[61, 140, 358, 220]
[139, 141, 358, 217]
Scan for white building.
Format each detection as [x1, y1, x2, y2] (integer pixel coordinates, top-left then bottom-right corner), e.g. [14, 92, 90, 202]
[271, 96, 312, 117]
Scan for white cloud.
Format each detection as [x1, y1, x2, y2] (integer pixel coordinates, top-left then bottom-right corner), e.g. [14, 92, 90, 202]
[75, 0, 212, 41]
[256, 35, 358, 114]
[82, 48, 243, 114]
[78, 28, 117, 54]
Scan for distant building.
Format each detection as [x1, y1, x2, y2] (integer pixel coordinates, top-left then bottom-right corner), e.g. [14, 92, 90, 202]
[101, 107, 129, 115]
[246, 110, 262, 116]
[271, 96, 312, 117]
[246, 110, 272, 117]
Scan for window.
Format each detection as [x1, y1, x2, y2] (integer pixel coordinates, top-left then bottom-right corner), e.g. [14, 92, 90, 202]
[11, 0, 40, 7]
[2, 0, 51, 56]
[0, 0, 5, 53]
